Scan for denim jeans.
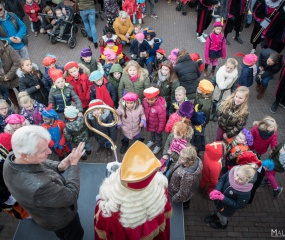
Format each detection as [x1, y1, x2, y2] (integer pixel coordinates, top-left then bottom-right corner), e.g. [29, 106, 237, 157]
[255, 75, 272, 88]
[149, 0, 155, 15]
[80, 9, 97, 43]
[15, 45, 29, 58]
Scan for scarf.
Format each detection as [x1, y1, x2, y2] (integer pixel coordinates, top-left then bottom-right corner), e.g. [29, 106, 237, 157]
[157, 70, 169, 87]
[94, 83, 114, 108]
[30, 108, 42, 125]
[130, 74, 138, 82]
[258, 128, 274, 140]
[170, 138, 187, 154]
[228, 167, 253, 192]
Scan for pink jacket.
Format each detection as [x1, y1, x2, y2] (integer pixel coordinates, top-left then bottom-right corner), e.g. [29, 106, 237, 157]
[250, 125, 278, 155]
[165, 112, 181, 133]
[142, 96, 166, 134]
[204, 32, 226, 60]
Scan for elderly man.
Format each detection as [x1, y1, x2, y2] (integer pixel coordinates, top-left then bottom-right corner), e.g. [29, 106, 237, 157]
[0, 2, 29, 58]
[113, 11, 134, 46]
[3, 125, 85, 240]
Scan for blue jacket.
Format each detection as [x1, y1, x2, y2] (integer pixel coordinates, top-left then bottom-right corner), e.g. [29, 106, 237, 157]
[43, 64, 64, 91]
[0, 11, 27, 50]
[238, 63, 254, 87]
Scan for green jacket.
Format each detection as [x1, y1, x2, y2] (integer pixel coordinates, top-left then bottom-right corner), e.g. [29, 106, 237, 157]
[63, 116, 89, 144]
[194, 92, 213, 124]
[75, 0, 95, 10]
[108, 64, 123, 94]
[80, 57, 103, 74]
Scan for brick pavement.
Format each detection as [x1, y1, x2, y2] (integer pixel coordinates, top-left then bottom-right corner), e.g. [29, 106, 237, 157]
[0, 1, 285, 239]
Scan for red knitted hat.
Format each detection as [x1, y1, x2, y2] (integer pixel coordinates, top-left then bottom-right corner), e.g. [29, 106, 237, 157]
[64, 61, 79, 71]
[156, 48, 166, 55]
[48, 68, 64, 82]
[43, 56, 56, 67]
[143, 87, 160, 99]
[89, 99, 104, 108]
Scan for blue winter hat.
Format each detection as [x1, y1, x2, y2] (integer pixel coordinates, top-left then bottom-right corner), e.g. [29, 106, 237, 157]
[41, 109, 59, 119]
[191, 112, 206, 126]
[89, 70, 103, 82]
[262, 159, 274, 171]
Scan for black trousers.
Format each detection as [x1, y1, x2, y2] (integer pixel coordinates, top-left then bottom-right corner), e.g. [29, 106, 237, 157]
[224, 14, 244, 38]
[54, 213, 84, 240]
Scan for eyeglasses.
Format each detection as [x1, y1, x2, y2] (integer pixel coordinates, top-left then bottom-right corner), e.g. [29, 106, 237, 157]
[0, 107, 8, 111]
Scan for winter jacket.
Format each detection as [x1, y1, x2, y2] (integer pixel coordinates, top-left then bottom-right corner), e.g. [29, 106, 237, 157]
[118, 69, 150, 101]
[258, 48, 282, 79]
[104, 0, 120, 19]
[20, 100, 46, 125]
[48, 83, 83, 113]
[217, 102, 249, 138]
[65, 70, 92, 109]
[24, 2, 41, 22]
[142, 96, 166, 134]
[17, 64, 49, 106]
[204, 32, 226, 60]
[0, 40, 20, 89]
[190, 125, 206, 152]
[63, 117, 89, 144]
[80, 57, 102, 74]
[108, 63, 123, 94]
[41, 14, 55, 31]
[116, 100, 146, 139]
[76, 0, 96, 10]
[87, 110, 117, 145]
[130, 39, 152, 56]
[43, 64, 64, 92]
[250, 125, 277, 155]
[152, 73, 180, 109]
[238, 63, 255, 87]
[122, 0, 137, 17]
[194, 92, 213, 124]
[0, 109, 14, 133]
[3, 155, 80, 231]
[165, 112, 181, 133]
[0, 85, 9, 103]
[4, 0, 25, 20]
[174, 55, 201, 95]
[113, 17, 134, 42]
[212, 65, 238, 101]
[214, 170, 251, 217]
[168, 157, 202, 202]
[269, 140, 285, 173]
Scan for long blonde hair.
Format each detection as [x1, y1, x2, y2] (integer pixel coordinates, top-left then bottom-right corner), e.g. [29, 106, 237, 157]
[123, 60, 148, 82]
[253, 116, 277, 132]
[220, 86, 249, 120]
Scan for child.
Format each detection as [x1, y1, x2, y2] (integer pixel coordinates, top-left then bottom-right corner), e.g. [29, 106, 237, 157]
[225, 128, 254, 170]
[42, 55, 64, 91]
[168, 48, 179, 67]
[153, 48, 167, 71]
[19, 91, 46, 125]
[41, 106, 72, 160]
[118, 60, 150, 101]
[4, 114, 30, 135]
[89, 70, 116, 108]
[99, 27, 122, 50]
[101, 39, 124, 66]
[63, 106, 91, 161]
[116, 92, 146, 154]
[211, 58, 239, 121]
[87, 99, 117, 157]
[136, 0, 146, 24]
[24, 0, 41, 36]
[234, 53, 258, 87]
[165, 100, 194, 133]
[122, 0, 137, 22]
[142, 87, 166, 154]
[0, 100, 14, 133]
[48, 68, 83, 120]
[204, 21, 226, 78]
[194, 79, 214, 124]
[161, 121, 193, 175]
[64, 61, 92, 110]
[17, 58, 49, 106]
[50, 8, 68, 39]
[130, 24, 143, 40]
[199, 141, 225, 198]
[102, 49, 117, 77]
[80, 48, 103, 74]
[169, 86, 188, 115]
[190, 111, 207, 153]
[108, 64, 123, 107]
[216, 86, 250, 141]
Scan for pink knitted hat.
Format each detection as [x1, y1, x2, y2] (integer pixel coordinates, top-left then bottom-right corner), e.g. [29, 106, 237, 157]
[243, 54, 258, 66]
[5, 114, 26, 124]
[103, 49, 116, 61]
[122, 92, 139, 102]
[135, 32, 145, 40]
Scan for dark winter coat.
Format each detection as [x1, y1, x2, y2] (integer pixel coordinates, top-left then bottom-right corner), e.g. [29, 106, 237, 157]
[130, 39, 152, 56]
[3, 0, 25, 20]
[41, 14, 55, 31]
[217, 102, 249, 138]
[104, 0, 120, 19]
[0, 40, 20, 89]
[214, 171, 251, 217]
[63, 117, 89, 144]
[43, 64, 64, 91]
[142, 96, 166, 134]
[0, 109, 14, 133]
[0, 85, 9, 103]
[190, 125, 206, 152]
[268, 140, 285, 173]
[238, 63, 255, 87]
[17, 64, 49, 106]
[174, 55, 201, 95]
[90, 78, 117, 104]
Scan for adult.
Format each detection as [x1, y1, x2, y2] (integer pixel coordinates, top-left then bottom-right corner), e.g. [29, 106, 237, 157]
[250, 0, 285, 54]
[0, 40, 21, 113]
[270, 55, 285, 113]
[174, 49, 201, 100]
[3, 125, 85, 240]
[40, 5, 56, 34]
[113, 11, 134, 46]
[3, 0, 25, 20]
[76, 0, 98, 48]
[0, 2, 29, 58]
[255, 48, 282, 100]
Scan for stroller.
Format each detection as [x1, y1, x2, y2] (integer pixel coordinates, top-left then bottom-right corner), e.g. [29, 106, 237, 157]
[40, 6, 87, 48]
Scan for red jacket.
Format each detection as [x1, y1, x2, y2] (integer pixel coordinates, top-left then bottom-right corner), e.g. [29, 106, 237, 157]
[142, 96, 166, 134]
[24, 2, 41, 22]
[250, 125, 278, 155]
[65, 72, 92, 109]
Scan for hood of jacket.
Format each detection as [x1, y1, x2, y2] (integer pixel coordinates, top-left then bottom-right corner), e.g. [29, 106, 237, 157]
[184, 157, 202, 176]
[16, 63, 39, 78]
[176, 54, 192, 64]
[109, 64, 123, 74]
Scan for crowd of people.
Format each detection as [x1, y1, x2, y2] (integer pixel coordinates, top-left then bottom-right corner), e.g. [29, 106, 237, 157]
[0, 0, 285, 238]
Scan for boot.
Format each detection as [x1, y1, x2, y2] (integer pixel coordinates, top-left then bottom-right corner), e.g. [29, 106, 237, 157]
[257, 86, 266, 100]
[203, 69, 208, 77]
[120, 139, 129, 154]
[209, 70, 215, 79]
[255, 82, 261, 92]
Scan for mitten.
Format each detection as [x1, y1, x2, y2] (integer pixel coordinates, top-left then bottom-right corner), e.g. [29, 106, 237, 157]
[209, 190, 221, 199]
[215, 193, 224, 200]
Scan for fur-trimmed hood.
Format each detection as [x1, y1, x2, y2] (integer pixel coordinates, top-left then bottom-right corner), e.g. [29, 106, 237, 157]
[16, 63, 39, 78]
[118, 98, 141, 109]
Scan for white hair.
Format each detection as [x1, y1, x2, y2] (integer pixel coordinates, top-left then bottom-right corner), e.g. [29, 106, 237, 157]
[12, 125, 51, 158]
[119, 11, 129, 18]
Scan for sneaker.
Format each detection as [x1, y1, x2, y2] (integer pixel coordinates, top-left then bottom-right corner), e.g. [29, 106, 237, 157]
[153, 146, 162, 154]
[210, 220, 228, 229]
[197, 35, 206, 43]
[202, 32, 208, 38]
[250, 49, 256, 54]
[270, 101, 279, 113]
[146, 140, 155, 148]
[273, 187, 283, 197]
[150, 14, 158, 19]
[260, 178, 271, 186]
